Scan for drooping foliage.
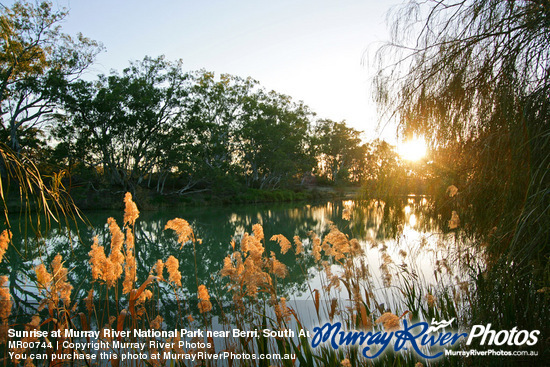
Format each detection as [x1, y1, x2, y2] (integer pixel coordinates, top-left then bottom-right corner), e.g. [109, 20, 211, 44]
[376, 0, 549, 259]
[375, 0, 550, 339]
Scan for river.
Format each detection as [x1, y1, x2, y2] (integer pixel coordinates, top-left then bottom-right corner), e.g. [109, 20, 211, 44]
[4, 197, 474, 319]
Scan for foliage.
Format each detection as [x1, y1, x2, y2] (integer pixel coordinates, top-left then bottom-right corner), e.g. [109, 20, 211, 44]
[374, 0, 550, 346]
[375, 0, 549, 252]
[0, 2, 369, 198]
[311, 119, 367, 184]
[362, 139, 406, 197]
[0, 0, 102, 154]
[52, 62, 365, 196]
[181, 71, 255, 193]
[53, 56, 189, 191]
[238, 89, 315, 189]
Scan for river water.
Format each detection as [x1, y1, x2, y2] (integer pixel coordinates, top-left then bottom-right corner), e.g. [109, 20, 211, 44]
[5, 197, 473, 315]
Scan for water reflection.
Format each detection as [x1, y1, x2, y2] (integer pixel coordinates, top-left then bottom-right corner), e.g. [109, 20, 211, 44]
[3, 197, 472, 315]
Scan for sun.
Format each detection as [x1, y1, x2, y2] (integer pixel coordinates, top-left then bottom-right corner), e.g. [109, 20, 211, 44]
[397, 137, 427, 161]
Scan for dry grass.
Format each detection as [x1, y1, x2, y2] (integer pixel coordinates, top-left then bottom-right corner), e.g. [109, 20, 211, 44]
[0, 193, 476, 366]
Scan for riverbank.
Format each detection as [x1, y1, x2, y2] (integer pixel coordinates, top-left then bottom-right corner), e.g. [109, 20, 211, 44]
[73, 186, 362, 211]
[2, 184, 362, 213]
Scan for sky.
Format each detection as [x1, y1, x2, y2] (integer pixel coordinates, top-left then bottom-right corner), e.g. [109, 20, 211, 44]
[51, 0, 401, 142]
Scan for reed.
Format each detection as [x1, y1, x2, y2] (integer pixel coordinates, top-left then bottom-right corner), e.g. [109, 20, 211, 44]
[0, 193, 522, 366]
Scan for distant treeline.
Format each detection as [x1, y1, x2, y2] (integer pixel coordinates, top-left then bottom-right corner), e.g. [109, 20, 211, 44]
[45, 58, 372, 196]
[1, 1, 427, 203]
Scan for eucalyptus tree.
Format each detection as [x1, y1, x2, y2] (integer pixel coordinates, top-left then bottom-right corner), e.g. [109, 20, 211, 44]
[178, 71, 257, 194]
[0, 0, 100, 239]
[362, 139, 406, 197]
[53, 56, 189, 191]
[0, 1, 102, 312]
[311, 119, 367, 184]
[238, 89, 315, 189]
[0, 0, 102, 154]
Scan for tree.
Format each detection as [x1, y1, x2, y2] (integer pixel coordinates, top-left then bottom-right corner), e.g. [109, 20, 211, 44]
[312, 119, 367, 184]
[54, 64, 320, 195]
[180, 71, 256, 193]
[362, 139, 406, 197]
[238, 89, 315, 189]
[0, 0, 102, 154]
[375, 0, 550, 340]
[375, 0, 549, 252]
[54, 56, 189, 191]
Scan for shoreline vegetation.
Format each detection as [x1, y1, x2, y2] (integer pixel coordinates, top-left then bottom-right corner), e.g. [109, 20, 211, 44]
[0, 193, 471, 366]
[1, 192, 545, 366]
[2, 184, 362, 212]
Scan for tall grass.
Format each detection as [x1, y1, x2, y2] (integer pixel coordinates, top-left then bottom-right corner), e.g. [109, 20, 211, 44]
[0, 193, 528, 366]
